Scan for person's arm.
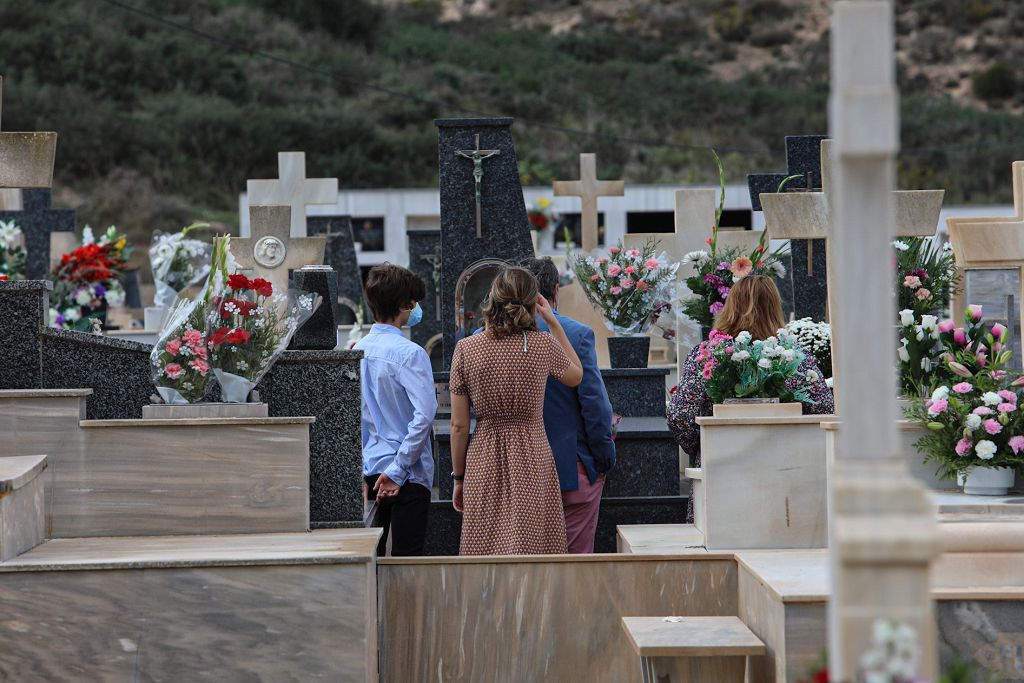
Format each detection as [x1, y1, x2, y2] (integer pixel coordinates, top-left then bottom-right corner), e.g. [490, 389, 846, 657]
[535, 295, 582, 387]
[450, 392, 471, 513]
[576, 327, 616, 474]
[375, 348, 437, 502]
[667, 346, 712, 458]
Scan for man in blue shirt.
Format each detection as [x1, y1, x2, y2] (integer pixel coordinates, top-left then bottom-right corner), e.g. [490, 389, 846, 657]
[521, 258, 616, 553]
[354, 264, 436, 556]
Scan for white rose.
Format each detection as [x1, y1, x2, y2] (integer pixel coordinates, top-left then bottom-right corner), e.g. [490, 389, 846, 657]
[736, 331, 752, 344]
[757, 358, 771, 369]
[893, 240, 910, 251]
[74, 289, 93, 306]
[898, 345, 910, 363]
[921, 357, 932, 371]
[731, 350, 750, 362]
[965, 414, 982, 431]
[983, 392, 1002, 406]
[63, 307, 81, 322]
[782, 348, 795, 362]
[931, 386, 950, 402]
[976, 440, 997, 460]
[899, 309, 914, 327]
[921, 315, 938, 331]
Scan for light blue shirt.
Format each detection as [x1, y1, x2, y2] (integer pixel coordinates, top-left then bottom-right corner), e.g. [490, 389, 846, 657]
[354, 324, 436, 489]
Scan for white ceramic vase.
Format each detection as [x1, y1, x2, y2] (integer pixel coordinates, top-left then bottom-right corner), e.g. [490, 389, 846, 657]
[958, 466, 1016, 496]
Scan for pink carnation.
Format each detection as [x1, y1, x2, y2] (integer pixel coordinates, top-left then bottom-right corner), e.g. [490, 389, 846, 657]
[624, 266, 636, 275]
[955, 438, 973, 456]
[645, 258, 660, 269]
[192, 344, 208, 360]
[188, 359, 210, 376]
[1010, 436, 1024, 455]
[165, 338, 182, 356]
[636, 280, 649, 291]
[164, 363, 183, 380]
[597, 257, 609, 265]
[984, 419, 1003, 435]
[973, 406, 994, 416]
[953, 382, 973, 394]
[927, 398, 948, 416]
[620, 278, 634, 289]
[590, 274, 601, 282]
[626, 249, 641, 258]
[610, 286, 622, 295]
[607, 264, 622, 277]
[182, 329, 204, 347]
[998, 390, 1018, 404]
[609, 247, 621, 254]
[998, 403, 1017, 413]
[915, 288, 932, 301]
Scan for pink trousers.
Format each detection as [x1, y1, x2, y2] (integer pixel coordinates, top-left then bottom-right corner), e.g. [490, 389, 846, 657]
[561, 461, 605, 554]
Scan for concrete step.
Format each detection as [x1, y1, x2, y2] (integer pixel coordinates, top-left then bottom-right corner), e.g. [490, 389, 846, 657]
[0, 454, 47, 561]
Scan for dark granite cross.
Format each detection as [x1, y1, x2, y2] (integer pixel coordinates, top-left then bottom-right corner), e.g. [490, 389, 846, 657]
[307, 215, 364, 323]
[0, 189, 76, 279]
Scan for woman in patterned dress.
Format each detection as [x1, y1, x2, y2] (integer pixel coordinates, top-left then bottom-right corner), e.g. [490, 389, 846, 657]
[449, 266, 584, 555]
[667, 275, 834, 523]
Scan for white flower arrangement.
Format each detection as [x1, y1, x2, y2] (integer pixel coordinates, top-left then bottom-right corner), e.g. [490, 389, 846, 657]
[858, 619, 920, 683]
[784, 317, 832, 379]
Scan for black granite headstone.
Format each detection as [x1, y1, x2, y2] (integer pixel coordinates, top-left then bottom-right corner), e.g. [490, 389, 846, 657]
[122, 269, 143, 309]
[436, 118, 535, 368]
[747, 135, 829, 322]
[307, 215, 363, 325]
[0, 190, 76, 280]
[0, 280, 50, 389]
[290, 266, 339, 350]
[407, 228, 442, 352]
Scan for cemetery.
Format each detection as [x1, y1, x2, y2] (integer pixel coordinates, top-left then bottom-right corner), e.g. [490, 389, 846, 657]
[3, 1, 1024, 682]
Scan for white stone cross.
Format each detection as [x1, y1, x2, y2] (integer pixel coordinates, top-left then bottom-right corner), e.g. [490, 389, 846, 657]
[245, 152, 338, 238]
[947, 161, 1024, 331]
[553, 153, 624, 252]
[231, 205, 327, 296]
[0, 76, 57, 189]
[826, 2, 938, 680]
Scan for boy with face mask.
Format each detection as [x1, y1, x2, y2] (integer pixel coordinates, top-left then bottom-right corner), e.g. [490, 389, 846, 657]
[355, 263, 436, 556]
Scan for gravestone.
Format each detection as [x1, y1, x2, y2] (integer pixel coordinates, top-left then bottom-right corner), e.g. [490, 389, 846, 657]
[0, 76, 57, 189]
[0, 280, 50, 389]
[436, 118, 535, 368]
[407, 227, 442, 355]
[307, 215, 363, 324]
[748, 135, 829, 321]
[244, 152, 338, 238]
[231, 205, 327, 295]
[553, 153, 624, 252]
[0, 189, 76, 280]
[290, 265, 339, 350]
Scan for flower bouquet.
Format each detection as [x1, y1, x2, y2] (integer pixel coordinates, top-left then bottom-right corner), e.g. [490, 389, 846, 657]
[207, 273, 320, 402]
[696, 328, 817, 405]
[149, 221, 212, 309]
[527, 197, 558, 233]
[0, 219, 28, 280]
[786, 317, 832, 379]
[49, 226, 132, 331]
[150, 235, 233, 404]
[894, 237, 959, 318]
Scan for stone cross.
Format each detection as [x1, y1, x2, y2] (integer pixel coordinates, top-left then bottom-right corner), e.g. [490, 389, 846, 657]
[827, 2, 938, 679]
[553, 153, 624, 252]
[0, 76, 57, 189]
[245, 152, 338, 238]
[947, 161, 1024, 334]
[0, 189, 76, 280]
[454, 134, 500, 239]
[231, 205, 327, 296]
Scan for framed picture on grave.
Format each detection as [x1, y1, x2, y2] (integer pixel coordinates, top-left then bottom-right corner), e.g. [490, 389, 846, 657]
[555, 212, 605, 248]
[352, 216, 385, 252]
[453, 258, 506, 340]
[964, 268, 1023, 369]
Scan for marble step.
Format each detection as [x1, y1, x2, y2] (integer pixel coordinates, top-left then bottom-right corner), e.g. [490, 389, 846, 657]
[0, 529, 382, 681]
[0, 454, 47, 561]
[433, 416, 681, 499]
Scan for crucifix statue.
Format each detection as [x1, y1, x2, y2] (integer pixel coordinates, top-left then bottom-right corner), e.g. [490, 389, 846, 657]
[455, 134, 500, 238]
[420, 247, 442, 322]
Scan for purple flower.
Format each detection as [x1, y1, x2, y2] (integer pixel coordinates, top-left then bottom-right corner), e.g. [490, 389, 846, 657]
[55, 315, 65, 325]
[908, 268, 928, 279]
[709, 301, 724, 315]
[703, 274, 725, 288]
[717, 286, 731, 298]
[716, 261, 731, 271]
[93, 283, 107, 297]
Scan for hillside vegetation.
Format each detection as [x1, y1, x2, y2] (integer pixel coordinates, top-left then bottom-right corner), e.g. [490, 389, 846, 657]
[1, 0, 1023, 237]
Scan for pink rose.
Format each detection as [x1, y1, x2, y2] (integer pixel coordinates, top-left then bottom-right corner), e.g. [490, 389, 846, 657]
[609, 247, 621, 254]
[165, 338, 182, 356]
[645, 258, 660, 269]
[953, 328, 967, 346]
[915, 288, 932, 301]
[608, 265, 622, 277]
[188, 359, 210, 376]
[992, 322, 1007, 341]
[998, 403, 1017, 413]
[955, 438, 973, 456]
[590, 274, 601, 282]
[967, 304, 983, 321]
[953, 382, 973, 394]
[984, 419, 1003, 435]
[937, 319, 955, 334]
[998, 390, 1017, 404]
[620, 278, 634, 289]
[973, 406, 994, 416]
[182, 329, 204, 347]
[624, 266, 636, 275]
[164, 363, 183, 380]
[610, 286, 622, 295]
[903, 275, 921, 289]
[1011, 436, 1024, 455]
[927, 398, 948, 415]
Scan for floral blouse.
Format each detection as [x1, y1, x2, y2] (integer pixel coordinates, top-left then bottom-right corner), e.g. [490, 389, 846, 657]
[667, 344, 835, 458]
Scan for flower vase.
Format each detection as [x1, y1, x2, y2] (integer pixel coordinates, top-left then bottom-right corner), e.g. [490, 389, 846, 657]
[214, 369, 256, 403]
[958, 467, 1016, 496]
[607, 335, 650, 369]
[712, 398, 804, 418]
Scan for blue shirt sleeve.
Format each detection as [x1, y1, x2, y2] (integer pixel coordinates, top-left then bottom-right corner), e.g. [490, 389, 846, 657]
[576, 327, 616, 473]
[383, 347, 438, 486]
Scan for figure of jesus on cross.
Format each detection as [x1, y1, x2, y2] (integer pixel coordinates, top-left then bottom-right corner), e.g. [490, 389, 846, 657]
[455, 134, 500, 239]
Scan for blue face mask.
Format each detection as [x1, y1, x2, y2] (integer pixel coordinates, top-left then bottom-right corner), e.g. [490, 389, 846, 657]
[407, 302, 423, 328]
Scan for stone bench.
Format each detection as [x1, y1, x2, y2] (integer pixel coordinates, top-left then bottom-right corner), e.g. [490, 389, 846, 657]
[0, 454, 47, 561]
[622, 615, 766, 682]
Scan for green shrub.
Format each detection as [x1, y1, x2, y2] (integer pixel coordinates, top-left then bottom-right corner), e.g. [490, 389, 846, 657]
[712, 6, 752, 42]
[973, 62, 1016, 100]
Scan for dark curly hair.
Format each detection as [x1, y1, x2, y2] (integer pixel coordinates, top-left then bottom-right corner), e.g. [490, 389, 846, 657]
[482, 266, 539, 339]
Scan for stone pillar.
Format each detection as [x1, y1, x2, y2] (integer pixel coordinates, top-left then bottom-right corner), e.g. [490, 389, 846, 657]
[0, 280, 49, 389]
[827, 2, 938, 680]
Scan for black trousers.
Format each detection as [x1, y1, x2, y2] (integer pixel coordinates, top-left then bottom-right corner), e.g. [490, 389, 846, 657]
[364, 475, 431, 557]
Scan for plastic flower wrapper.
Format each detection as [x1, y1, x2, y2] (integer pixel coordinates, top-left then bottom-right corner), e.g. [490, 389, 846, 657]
[207, 274, 321, 402]
[571, 238, 679, 336]
[150, 235, 234, 405]
[149, 221, 212, 309]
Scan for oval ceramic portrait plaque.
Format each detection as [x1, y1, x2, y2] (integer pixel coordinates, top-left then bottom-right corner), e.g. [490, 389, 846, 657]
[253, 235, 286, 268]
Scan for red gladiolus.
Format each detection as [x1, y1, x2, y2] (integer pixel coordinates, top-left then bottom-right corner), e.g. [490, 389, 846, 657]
[706, 237, 712, 245]
[225, 328, 251, 345]
[227, 274, 251, 291]
[249, 278, 273, 297]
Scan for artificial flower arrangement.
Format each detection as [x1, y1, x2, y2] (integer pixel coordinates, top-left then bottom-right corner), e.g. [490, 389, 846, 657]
[696, 328, 817, 405]
[906, 305, 1024, 482]
[893, 237, 959, 318]
[49, 226, 132, 331]
[571, 238, 679, 336]
[527, 197, 558, 232]
[149, 221, 212, 309]
[785, 317, 832, 379]
[0, 219, 28, 280]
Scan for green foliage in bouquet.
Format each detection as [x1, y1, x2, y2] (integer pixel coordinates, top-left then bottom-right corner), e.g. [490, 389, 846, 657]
[894, 237, 959, 317]
[697, 328, 816, 404]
